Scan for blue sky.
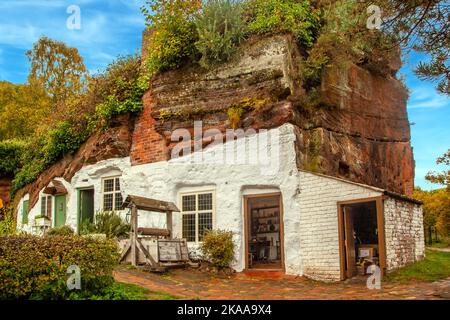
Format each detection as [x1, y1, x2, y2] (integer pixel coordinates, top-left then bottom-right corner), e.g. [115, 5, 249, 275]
[0, 0, 448, 190]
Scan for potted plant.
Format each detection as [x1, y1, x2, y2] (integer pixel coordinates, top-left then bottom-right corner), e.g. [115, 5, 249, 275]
[34, 215, 51, 227]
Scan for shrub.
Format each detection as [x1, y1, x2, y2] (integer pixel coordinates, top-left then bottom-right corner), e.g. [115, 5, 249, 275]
[200, 229, 234, 269]
[10, 120, 87, 196]
[194, 0, 247, 68]
[0, 211, 16, 236]
[0, 139, 26, 176]
[245, 0, 320, 47]
[10, 159, 45, 196]
[42, 120, 88, 165]
[81, 211, 130, 239]
[89, 55, 146, 131]
[46, 225, 75, 236]
[141, 0, 201, 75]
[0, 235, 120, 300]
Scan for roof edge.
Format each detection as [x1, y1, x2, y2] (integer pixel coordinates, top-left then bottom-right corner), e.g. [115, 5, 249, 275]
[298, 169, 422, 206]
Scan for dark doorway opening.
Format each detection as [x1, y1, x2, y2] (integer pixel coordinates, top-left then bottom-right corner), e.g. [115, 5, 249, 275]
[339, 199, 386, 279]
[245, 194, 284, 271]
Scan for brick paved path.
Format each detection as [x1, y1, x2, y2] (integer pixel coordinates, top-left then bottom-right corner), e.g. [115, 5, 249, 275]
[114, 267, 450, 300]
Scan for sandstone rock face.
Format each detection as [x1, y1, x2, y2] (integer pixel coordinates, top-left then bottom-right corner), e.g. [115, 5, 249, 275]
[295, 64, 415, 196]
[130, 35, 301, 164]
[132, 34, 415, 196]
[14, 34, 414, 204]
[0, 177, 11, 207]
[20, 115, 134, 208]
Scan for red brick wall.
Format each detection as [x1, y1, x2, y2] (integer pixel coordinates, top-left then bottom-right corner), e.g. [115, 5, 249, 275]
[130, 91, 169, 165]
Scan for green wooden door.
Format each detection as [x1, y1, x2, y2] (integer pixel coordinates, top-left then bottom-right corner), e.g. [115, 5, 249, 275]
[22, 200, 29, 225]
[54, 195, 66, 227]
[79, 189, 94, 229]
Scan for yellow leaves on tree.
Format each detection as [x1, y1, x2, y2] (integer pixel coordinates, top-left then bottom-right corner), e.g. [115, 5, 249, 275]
[26, 36, 88, 105]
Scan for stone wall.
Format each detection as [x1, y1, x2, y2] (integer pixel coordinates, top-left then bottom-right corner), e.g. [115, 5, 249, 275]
[130, 91, 169, 165]
[384, 198, 425, 270]
[297, 171, 383, 281]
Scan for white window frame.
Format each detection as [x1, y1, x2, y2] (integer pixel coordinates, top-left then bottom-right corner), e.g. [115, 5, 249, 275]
[101, 176, 123, 211]
[40, 195, 53, 218]
[179, 190, 216, 244]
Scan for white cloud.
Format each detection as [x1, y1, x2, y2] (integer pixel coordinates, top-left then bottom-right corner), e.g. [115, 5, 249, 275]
[0, 0, 146, 82]
[407, 86, 449, 109]
[0, 23, 39, 48]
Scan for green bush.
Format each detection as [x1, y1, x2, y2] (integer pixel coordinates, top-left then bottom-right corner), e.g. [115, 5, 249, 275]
[10, 157, 46, 196]
[200, 229, 234, 269]
[46, 225, 75, 236]
[0, 235, 120, 300]
[142, 0, 201, 76]
[0, 212, 16, 236]
[144, 21, 199, 76]
[42, 120, 88, 165]
[10, 121, 87, 196]
[245, 0, 320, 47]
[81, 211, 130, 239]
[90, 55, 146, 130]
[195, 0, 247, 68]
[0, 139, 25, 176]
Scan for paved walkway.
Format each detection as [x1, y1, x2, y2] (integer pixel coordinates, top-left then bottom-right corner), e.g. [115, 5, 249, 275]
[427, 247, 450, 253]
[114, 267, 450, 300]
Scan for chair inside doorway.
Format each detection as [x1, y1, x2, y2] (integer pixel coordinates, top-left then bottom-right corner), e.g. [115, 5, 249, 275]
[247, 195, 283, 270]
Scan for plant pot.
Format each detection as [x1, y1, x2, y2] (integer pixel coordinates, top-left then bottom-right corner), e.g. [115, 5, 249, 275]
[35, 217, 51, 227]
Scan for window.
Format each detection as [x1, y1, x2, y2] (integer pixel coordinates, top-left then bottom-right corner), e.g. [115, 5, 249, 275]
[102, 177, 123, 211]
[40, 196, 52, 218]
[181, 192, 214, 243]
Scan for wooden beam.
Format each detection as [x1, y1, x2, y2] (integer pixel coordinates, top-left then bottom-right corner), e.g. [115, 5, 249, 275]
[130, 204, 138, 266]
[166, 211, 173, 240]
[376, 197, 387, 277]
[137, 239, 158, 267]
[119, 241, 131, 262]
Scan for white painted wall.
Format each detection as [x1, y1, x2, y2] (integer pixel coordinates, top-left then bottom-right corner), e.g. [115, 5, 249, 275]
[16, 123, 425, 281]
[296, 171, 383, 281]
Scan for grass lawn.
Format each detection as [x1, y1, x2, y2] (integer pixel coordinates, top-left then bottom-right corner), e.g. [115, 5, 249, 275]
[109, 282, 178, 300]
[430, 242, 449, 249]
[386, 249, 450, 283]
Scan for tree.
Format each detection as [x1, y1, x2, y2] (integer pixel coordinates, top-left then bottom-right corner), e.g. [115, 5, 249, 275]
[0, 80, 51, 140]
[414, 187, 450, 242]
[426, 149, 450, 189]
[374, 0, 449, 95]
[26, 37, 88, 104]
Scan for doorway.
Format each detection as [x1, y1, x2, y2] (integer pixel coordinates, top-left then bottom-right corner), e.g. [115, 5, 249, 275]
[54, 195, 67, 228]
[244, 194, 284, 271]
[338, 198, 386, 280]
[78, 189, 94, 233]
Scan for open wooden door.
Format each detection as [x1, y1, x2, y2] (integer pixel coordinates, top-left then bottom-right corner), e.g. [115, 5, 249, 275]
[338, 198, 386, 280]
[344, 207, 356, 278]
